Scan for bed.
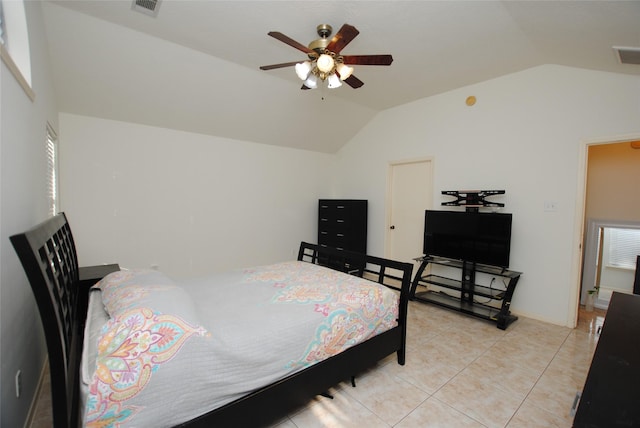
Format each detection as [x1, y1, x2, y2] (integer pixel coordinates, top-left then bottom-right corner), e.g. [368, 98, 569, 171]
[10, 213, 412, 427]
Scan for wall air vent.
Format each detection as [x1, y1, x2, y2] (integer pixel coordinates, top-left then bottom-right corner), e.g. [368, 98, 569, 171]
[132, 0, 161, 17]
[613, 46, 640, 65]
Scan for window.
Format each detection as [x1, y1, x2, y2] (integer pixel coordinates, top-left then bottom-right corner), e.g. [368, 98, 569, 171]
[0, 0, 34, 100]
[608, 228, 640, 270]
[0, 1, 6, 45]
[46, 123, 58, 217]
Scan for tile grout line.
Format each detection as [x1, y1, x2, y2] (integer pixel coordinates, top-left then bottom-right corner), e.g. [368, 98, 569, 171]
[503, 327, 578, 427]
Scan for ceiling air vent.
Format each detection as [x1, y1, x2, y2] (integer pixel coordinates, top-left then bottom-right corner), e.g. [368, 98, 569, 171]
[132, 0, 161, 17]
[613, 46, 640, 65]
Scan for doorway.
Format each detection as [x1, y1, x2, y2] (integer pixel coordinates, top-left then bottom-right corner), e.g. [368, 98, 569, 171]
[578, 139, 640, 325]
[385, 158, 433, 268]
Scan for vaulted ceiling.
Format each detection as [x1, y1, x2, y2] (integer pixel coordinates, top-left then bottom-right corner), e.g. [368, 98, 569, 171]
[42, 1, 640, 153]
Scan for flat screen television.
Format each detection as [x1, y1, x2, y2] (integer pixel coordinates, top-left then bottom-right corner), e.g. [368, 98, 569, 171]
[423, 210, 512, 268]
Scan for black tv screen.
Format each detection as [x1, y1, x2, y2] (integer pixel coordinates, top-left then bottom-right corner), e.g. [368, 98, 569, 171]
[423, 210, 512, 268]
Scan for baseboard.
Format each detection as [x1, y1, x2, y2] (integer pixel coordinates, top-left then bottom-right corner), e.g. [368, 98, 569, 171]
[24, 359, 48, 428]
[508, 309, 571, 328]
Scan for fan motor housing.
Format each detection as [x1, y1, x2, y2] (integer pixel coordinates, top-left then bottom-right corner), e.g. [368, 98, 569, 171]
[309, 24, 332, 53]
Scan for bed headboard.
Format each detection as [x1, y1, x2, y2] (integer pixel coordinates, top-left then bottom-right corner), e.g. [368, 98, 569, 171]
[10, 213, 81, 428]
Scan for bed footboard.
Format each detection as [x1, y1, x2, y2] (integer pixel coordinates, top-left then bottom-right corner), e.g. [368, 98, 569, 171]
[297, 241, 412, 364]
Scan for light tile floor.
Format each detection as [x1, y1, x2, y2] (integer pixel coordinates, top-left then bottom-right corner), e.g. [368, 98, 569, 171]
[274, 303, 605, 428]
[31, 303, 606, 428]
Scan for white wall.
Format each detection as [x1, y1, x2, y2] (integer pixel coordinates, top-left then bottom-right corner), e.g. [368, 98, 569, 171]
[586, 142, 640, 222]
[333, 65, 640, 326]
[59, 114, 334, 278]
[0, 2, 59, 427]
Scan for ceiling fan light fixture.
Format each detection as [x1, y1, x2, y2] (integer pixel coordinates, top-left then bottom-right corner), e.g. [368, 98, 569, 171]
[304, 74, 319, 89]
[260, 23, 393, 91]
[295, 61, 312, 80]
[327, 73, 342, 89]
[336, 63, 354, 80]
[316, 54, 335, 73]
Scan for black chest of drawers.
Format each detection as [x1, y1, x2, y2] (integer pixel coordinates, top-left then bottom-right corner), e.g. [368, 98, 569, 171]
[318, 199, 367, 257]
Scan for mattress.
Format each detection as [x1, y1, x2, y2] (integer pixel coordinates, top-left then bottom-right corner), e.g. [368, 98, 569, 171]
[80, 288, 109, 426]
[81, 261, 399, 427]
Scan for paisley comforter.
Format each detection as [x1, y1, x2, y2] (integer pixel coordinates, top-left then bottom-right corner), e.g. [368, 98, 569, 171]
[82, 261, 399, 427]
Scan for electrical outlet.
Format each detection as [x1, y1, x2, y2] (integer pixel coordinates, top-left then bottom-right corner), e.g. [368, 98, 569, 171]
[544, 201, 558, 212]
[15, 370, 21, 398]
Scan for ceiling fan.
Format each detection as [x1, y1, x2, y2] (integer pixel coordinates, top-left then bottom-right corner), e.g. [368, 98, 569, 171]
[259, 24, 393, 90]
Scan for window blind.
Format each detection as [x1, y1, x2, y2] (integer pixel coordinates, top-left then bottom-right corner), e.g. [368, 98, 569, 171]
[46, 123, 58, 217]
[609, 228, 640, 270]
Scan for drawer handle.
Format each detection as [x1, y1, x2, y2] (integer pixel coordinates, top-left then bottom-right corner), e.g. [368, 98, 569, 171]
[337, 205, 345, 209]
[337, 219, 345, 223]
[337, 233, 344, 237]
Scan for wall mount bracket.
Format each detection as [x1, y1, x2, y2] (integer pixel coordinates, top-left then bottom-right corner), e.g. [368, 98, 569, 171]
[441, 190, 505, 212]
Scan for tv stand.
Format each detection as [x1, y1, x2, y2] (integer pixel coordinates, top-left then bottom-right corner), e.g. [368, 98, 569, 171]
[410, 256, 521, 329]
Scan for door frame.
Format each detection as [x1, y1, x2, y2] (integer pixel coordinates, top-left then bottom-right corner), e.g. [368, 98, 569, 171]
[384, 157, 434, 260]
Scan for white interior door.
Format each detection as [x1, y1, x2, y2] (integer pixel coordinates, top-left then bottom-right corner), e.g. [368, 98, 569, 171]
[386, 159, 433, 266]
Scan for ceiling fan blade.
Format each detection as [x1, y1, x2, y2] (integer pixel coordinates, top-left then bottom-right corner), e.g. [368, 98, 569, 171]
[260, 61, 302, 71]
[326, 24, 359, 54]
[344, 75, 364, 89]
[342, 55, 393, 66]
[267, 31, 315, 55]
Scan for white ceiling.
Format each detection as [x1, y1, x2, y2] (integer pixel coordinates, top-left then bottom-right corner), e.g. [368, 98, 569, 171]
[42, 1, 640, 153]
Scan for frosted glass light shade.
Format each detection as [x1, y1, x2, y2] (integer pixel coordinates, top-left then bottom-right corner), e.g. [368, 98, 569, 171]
[295, 61, 312, 80]
[316, 54, 335, 73]
[327, 73, 342, 88]
[336, 63, 354, 80]
[304, 74, 319, 89]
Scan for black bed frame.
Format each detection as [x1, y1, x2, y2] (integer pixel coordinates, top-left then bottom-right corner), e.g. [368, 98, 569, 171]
[11, 213, 413, 427]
